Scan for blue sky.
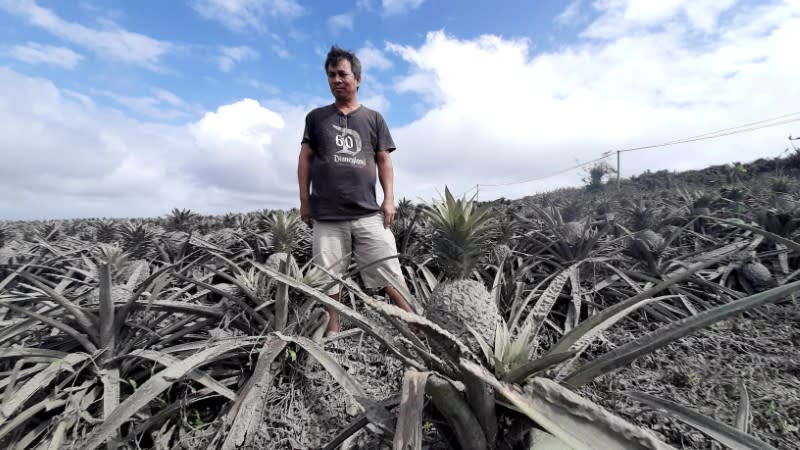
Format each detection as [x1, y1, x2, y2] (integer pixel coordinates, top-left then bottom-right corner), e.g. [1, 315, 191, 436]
[1, 0, 799, 220]
[0, 0, 572, 126]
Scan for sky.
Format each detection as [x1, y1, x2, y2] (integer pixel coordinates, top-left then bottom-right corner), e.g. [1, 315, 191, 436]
[1, 0, 799, 220]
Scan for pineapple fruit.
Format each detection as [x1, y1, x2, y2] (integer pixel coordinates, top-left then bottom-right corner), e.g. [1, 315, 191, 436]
[632, 229, 665, 250]
[423, 188, 501, 351]
[741, 259, 774, 288]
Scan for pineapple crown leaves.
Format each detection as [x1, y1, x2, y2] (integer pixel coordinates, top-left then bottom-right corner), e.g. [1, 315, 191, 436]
[424, 187, 497, 279]
[621, 198, 664, 232]
[165, 207, 199, 232]
[469, 319, 535, 378]
[675, 186, 717, 211]
[92, 243, 129, 269]
[260, 210, 309, 255]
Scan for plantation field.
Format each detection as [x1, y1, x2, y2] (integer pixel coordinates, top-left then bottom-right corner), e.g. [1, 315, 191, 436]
[0, 155, 798, 449]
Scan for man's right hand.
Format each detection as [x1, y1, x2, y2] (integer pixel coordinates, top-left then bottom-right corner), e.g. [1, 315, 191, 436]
[298, 143, 314, 227]
[300, 200, 312, 226]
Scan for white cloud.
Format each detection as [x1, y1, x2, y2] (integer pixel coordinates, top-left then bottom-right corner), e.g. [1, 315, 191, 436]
[328, 13, 354, 34]
[585, 0, 739, 38]
[192, 0, 304, 32]
[152, 88, 186, 108]
[272, 44, 290, 59]
[10, 42, 83, 69]
[187, 99, 293, 192]
[556, 0, 583, 25]
[0, 0, 171, 68]
[382, 0, 425, 16]
[0, 68, 308, 220]
[384, 1, 800, 202]
[97, 89, 191, 121]
[357, 45, 393, 71]
[218, 45, 259, 72]
[241, 77, 282, 95]
[361, 94, 390, 113]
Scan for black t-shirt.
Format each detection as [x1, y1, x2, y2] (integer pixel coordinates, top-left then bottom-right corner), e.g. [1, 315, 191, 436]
[302, 104, 396, 220]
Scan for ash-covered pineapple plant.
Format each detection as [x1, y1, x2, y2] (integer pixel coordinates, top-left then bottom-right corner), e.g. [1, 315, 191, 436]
[261, 210, 309, 269]
[423, 187, 501, 351]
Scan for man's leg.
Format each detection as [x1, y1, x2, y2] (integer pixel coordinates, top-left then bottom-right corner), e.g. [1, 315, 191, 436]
[352, 213, 415, 313]
[312, 220, 352, 336]
[385, 286, 414, 314]
[325, 292, 342, 335]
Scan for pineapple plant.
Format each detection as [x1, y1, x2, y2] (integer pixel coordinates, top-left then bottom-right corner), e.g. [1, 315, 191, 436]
[769, 175, 795, 194]
[207, 227, 241, 251]
[489, 207, 518, 264]
[161, 230, 189, 256]
[0, 242, 17, 265]
[93, 219, 119, 243]
[0, 222, 18, 247]
[560, 221, 586, 245]
[85, 244, 133, 304]
[621, 198, 662, 232]
[423, 188, 501, 351]
[118, 221, 159, 259]
[165, 207, 199, 233]
[0, 223, 18, 265]
[261, 210, 309, 264]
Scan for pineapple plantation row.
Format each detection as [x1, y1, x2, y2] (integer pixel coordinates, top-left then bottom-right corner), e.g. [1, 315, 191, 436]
[0, 161, 799, 449]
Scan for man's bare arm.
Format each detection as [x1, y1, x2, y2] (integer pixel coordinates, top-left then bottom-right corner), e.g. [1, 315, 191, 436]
[375, 150, 395, 228]
[298, 143, 314, 224]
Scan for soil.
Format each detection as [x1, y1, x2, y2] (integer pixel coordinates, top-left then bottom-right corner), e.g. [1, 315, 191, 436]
[584, 300, 800, 449]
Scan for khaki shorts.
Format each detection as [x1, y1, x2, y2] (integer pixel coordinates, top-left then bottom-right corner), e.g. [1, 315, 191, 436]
[312, 212, 404, 295]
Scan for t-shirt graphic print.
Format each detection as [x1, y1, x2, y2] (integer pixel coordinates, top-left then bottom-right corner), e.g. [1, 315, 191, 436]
[331, 123, 365, 167]
[302, 104, 396, 220]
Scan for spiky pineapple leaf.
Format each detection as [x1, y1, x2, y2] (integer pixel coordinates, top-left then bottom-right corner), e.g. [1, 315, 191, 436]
[625, 391, 776, 450]
[275, 333, 395, 431]
[519, 264, 577, 345]
[424, 186, 496, 279]
[508, 272, 556, 332]
[0, 353, 90, 426]
[736, 380, 751, 433]
[82, 338, 257, 450]
[704, 216, 800, 252]
[460, 361, 675, 450]
[221, 335, 287, 450]
[565, 279, 800, 386]
[393, 370, 431, 450]
[251, 262, 425, 370]
[549, 245, 748, 357]
[502, 350, 577, 384]
[1, 301, 98, 353]
[0, 396, 66, 443]
[125, 349, 237, 400]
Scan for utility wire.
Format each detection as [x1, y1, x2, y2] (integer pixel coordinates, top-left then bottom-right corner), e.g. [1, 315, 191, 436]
[624, 111, 800, 151]
[476, 112, 800, 189]
[618, 114, 800, 153]
[478, 154, 613, 188]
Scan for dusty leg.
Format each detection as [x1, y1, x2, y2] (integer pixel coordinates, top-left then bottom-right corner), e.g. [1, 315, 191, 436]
[385, 285, 414, 313]
[325, 292, 342, 336]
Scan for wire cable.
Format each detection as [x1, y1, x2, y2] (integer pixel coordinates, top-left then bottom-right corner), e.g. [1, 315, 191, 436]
[475, 112, 800, 189]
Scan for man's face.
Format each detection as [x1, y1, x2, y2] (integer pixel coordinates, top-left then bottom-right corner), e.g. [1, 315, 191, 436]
[327, 59, 360, 102]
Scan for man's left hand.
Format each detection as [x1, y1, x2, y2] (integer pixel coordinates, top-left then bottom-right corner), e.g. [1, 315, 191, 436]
[381, 201, 395, 228]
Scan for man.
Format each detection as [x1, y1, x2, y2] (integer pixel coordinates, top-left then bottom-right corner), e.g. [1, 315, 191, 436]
[297, 46, 414, 336]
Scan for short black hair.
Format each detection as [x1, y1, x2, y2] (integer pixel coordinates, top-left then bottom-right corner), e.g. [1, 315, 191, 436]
[325, 46, 361, 82]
